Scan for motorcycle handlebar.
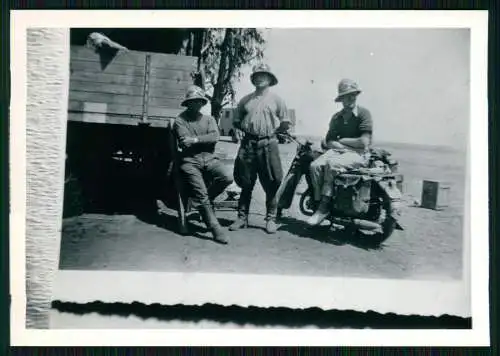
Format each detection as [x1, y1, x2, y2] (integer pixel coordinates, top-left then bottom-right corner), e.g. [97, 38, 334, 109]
[276, 133, 313, 147]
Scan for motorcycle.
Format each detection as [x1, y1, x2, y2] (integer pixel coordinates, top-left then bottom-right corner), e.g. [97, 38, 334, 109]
[276, 133, 405, 245]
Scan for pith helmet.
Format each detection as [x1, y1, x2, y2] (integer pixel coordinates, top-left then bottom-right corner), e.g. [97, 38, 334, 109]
[181, 85, 208, 107]
[250, 63, 278, 86]
[335, 79, 362, 102]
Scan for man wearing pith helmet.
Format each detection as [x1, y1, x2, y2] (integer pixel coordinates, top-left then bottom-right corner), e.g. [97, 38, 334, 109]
[173, 85, 233, 244]
[307, 78, 374, 226]
[229, 64, 291, 234]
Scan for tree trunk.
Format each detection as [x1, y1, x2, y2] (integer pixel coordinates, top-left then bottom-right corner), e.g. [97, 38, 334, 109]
[194, 30, 207, 90]
[211, 100, 223, 124]
[211, 28, 233, 123]
[26, 28, 70, 328]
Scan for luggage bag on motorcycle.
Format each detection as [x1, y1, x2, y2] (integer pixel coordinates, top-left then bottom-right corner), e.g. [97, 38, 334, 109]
[333, 174, 372, 216]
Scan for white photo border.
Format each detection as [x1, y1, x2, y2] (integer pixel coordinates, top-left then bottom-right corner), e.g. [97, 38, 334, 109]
[10, 10, 490, 346]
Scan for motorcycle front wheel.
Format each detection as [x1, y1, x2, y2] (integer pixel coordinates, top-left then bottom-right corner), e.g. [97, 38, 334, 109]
[299, 189, 316, 216]
[365, 195, 397, 245]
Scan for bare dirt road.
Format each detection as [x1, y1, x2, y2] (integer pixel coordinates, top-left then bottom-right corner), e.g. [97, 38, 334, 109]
[59, 138, 465, 280]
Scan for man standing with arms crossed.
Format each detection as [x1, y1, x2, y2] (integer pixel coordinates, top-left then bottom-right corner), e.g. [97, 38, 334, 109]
[307, 78, 373, 226]
[229, 64, 291, 234]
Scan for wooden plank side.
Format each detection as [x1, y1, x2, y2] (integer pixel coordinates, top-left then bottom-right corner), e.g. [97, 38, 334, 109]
[148, 97, 184, 109]
[149, 52, 198, 71]
[148, 76, 193, 91]
[69, 91, 144, 106]
[148, 85, 186, 100]
[147, 106, 184, 118]
[68, 112, 139, 125]
[71, 60, 145, 77]
[71, 46, 197, 71]
[68, 100, 143, 116]
[68, 112, 172, 128]
[150, 67, 194, 81]
[71, 46, 146, 67]
[70, 80, 144, 96]
[70, 71, 145, 87]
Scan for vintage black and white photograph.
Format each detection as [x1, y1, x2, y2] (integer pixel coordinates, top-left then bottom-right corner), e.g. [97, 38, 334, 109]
[12, 10, 490, 345]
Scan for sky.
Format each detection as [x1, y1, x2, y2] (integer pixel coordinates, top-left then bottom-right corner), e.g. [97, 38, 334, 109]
[229, 28, 470, 149]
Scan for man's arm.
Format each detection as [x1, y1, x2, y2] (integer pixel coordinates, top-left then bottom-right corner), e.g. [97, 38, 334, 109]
[338, 108, 373, 149]
[338, 134, 371, 149]
[275, 95, 291, 132]
[323, 114, 346, 149]
[173, 117, 191, 142]
[196, 116, 220, 143]
[232, 97, 247, 130]
[174, 116, 219, 148]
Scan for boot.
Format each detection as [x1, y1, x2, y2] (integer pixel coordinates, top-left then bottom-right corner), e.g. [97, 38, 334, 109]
[200, 205, 229, 244]
[307, 195, 332, 226]
[265, 196, 279, 234]
[229, 215, 248, 231]
[265, 219, 278, 234]
[230, 193, 250, 231]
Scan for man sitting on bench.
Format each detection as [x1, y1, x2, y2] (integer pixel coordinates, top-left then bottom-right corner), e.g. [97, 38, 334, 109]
[174, 85, 233, 244]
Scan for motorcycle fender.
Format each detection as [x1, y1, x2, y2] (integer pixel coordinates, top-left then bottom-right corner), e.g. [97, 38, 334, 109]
[376, 179, 404, 229]
[276, 171, 303, 209]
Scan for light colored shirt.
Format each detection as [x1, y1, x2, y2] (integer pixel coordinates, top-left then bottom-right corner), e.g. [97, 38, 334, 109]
[234, 89, 290, 137]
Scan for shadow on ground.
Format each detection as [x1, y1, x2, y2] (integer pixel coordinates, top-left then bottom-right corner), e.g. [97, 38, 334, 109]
[277, 216, 385, 251]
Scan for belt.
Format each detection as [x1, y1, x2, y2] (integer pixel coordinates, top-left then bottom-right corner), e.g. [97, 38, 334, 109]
[243, 132, 276, 142]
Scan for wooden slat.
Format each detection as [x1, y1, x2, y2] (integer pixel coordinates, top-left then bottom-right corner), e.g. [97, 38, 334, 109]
[71, 46, 197, 71]
[71, 46, 146, 67]
[147, 117, 176, 127]
[148, 76, 192, 91]
[68, 103, 182, 121]
[70, 80, 144, 96]
[71, 60, 145, 77]
[69, 91, 144, 106]
[68, 112, 172, 128]
[148, 97, 184, 109]
[149, 52, 197, 71]
[150, 67, 194, 81]
[148, 85, 186, 100]
[70, 71, 145, 87]
[68, 100, 143, 116]
[147, 106, 183, 118]
[68, 112, 138, 125]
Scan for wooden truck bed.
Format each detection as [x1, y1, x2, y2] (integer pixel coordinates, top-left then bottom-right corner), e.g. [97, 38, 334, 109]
[64, 45, 199, 225]
[68, 45, 197, 127]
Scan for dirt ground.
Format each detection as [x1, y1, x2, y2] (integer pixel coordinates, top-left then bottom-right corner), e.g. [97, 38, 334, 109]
[59, 137, 466, 280]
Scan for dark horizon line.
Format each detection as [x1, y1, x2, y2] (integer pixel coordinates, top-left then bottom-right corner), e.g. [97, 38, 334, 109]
[292, 134, 467, 152]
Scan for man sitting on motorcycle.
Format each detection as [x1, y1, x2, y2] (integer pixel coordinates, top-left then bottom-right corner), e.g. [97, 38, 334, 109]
[307, 78, 373, 226]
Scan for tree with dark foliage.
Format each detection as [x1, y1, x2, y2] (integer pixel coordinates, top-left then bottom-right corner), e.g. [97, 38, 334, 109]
[199, 28, 266, 123]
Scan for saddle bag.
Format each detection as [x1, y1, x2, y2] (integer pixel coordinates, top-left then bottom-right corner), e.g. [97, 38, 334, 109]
[333, 174, 372, 216]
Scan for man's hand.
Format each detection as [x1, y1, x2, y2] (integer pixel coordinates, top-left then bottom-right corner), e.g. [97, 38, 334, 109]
[234, 129, 243, 141]
[276, 121, 291, 134]
[180, 136, 198, 148]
